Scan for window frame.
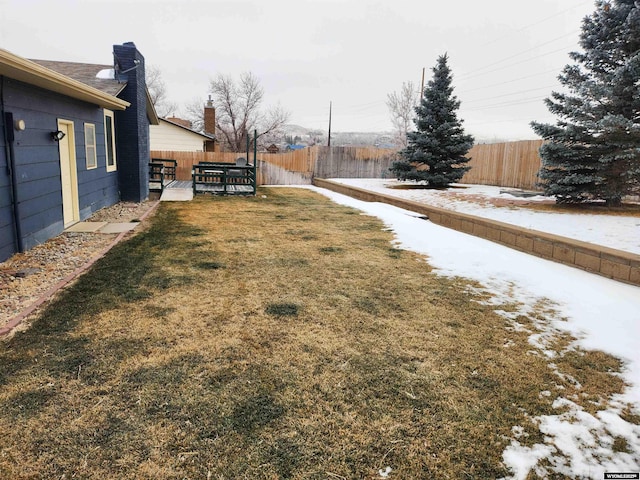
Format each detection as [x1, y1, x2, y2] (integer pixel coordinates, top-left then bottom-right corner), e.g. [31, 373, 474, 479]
[104, 109, 117, 172]
[84, 123, 97, 170]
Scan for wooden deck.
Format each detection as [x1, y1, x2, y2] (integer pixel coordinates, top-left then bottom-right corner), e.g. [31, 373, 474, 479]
[166, 180, 192, 189]
[159, 180, 252, 197]
[192, 184, 255, 194]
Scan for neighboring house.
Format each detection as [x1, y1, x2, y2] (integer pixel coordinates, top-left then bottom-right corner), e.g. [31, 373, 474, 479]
[150, 118, 214, 152]
[165, 116, 192, 128]
[285, 144, 306, 151]
[0, 42, 159, 263]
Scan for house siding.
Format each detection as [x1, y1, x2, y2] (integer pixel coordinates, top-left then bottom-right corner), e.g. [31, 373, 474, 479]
[0, 204, 13, 262]
[150, 120, 207, 151]
[0, 77, 119, 262]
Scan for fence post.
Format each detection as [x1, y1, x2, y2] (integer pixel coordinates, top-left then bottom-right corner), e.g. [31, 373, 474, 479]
[253, 130, 258, 195]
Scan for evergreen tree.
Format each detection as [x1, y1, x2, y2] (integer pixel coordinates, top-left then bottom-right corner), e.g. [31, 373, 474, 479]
[390, 54, 474, 187]
[531, 0, 640, 206]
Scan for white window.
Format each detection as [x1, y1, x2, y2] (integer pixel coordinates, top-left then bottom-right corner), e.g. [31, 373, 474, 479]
[84, 123, 97, 169]
[104, 110, 117, 172]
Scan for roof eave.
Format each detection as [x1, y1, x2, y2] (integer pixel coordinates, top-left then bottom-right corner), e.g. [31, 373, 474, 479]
[146, 87, 160, 125]
[0, 48, 130, 111]
[159, 118, 214, 139]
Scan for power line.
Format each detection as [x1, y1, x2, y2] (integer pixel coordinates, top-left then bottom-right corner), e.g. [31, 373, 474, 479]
[457, 30, 580, 81]
[464, 117, 532, 126]
[344, 101, 386, 113]
[450, 0, 592, 103]
[456, 44, 576, 84]
[458, 68, 561, 94]
[463, 97, 546, 112]
[463, 85, 556, 104]
[474, 1, 592, 49]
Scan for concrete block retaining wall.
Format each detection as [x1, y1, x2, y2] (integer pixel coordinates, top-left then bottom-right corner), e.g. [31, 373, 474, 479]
[313, 178, 640, 287]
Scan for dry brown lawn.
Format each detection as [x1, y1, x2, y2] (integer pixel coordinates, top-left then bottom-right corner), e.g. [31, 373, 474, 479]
[0, 187, 631, 479]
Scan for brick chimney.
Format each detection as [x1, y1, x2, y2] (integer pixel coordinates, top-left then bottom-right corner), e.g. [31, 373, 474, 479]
[204, 96, 216, 152]
[204, 96, 216, 135]
[113, 42, 149, 202]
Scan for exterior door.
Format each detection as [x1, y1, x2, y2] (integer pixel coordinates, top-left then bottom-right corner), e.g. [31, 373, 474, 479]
[57, 120, 79, 227]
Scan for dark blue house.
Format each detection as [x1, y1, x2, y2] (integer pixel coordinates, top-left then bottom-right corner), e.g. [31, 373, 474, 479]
[0, 42, 159, 262]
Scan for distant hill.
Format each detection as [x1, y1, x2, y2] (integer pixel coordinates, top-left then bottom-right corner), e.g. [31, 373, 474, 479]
[281, 125, 398, 148]
[280, 125, 524, 147]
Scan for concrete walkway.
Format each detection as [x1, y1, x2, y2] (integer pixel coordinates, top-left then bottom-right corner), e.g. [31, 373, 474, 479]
[160, 181, 193, 201]
[68, 182, 193, 235]
[65, 222, 139, 234]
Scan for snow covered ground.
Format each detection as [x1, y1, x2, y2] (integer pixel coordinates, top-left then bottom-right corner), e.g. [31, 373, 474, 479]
[332, 178, 640, 255]
[295, 183, 640, 480]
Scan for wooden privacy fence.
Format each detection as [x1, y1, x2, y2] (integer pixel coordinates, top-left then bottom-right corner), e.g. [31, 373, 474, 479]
[314, 146, 400, 179]
[461, 140, 543, 190]
[151, 140, 545, 189]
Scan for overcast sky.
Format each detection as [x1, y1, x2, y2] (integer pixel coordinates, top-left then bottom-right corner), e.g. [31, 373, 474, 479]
[1, 0, 597, 141]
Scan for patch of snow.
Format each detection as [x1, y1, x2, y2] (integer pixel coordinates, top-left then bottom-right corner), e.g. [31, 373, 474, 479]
[296, 185, 640, 480]
[503, 398, 640, 478]
[331, 179, 640, 255]
[502, 442, 555, 480]
[378, 466, 392, 478]
[511, 425, 528, 438]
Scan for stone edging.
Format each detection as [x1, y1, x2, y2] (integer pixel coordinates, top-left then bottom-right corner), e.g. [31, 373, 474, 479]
[313, 178, 640, 287]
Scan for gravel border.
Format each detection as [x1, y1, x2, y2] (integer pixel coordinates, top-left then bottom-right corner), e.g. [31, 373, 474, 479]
[0, 200, 160, 337]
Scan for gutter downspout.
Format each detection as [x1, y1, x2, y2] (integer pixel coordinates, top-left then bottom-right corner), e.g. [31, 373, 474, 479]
[1, 76, 24, 253]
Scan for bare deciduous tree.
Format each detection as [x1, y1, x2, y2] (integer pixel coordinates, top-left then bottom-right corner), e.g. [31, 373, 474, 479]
[146, 65, 177, 118]
[208, 72, 290, 152]
[184, 97, 206, 132]
[386, 81, 419, 148]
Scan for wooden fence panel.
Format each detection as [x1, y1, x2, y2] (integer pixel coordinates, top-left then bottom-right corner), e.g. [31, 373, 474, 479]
[314, 146, 400, 179]
[257, 161, 313, 185]
[261, 148, 318, 174]
[461, 140, 543, 190]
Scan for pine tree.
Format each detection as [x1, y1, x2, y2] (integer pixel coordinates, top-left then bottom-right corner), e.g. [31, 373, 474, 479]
[390, 54, 474, 187]
[531, 0, 640, 206]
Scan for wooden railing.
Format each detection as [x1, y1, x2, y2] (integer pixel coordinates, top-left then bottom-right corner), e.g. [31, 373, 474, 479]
[149, 162, 165, 192]
[192, 162, 256, 195]
[151, 158, 177, 181]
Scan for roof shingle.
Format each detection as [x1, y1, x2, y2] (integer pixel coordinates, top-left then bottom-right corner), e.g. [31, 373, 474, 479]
[29, 59, 125, 97]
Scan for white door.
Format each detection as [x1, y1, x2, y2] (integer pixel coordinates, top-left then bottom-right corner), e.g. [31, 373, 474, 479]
[58, 120, 79, 227]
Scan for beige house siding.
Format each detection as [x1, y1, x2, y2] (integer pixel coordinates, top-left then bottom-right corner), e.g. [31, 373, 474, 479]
[150, 119, 208, 151]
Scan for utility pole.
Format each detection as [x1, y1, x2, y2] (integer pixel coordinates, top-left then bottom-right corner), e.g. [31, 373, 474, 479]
[327, 101, 332, 147]
[420, 67, 425, 102]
